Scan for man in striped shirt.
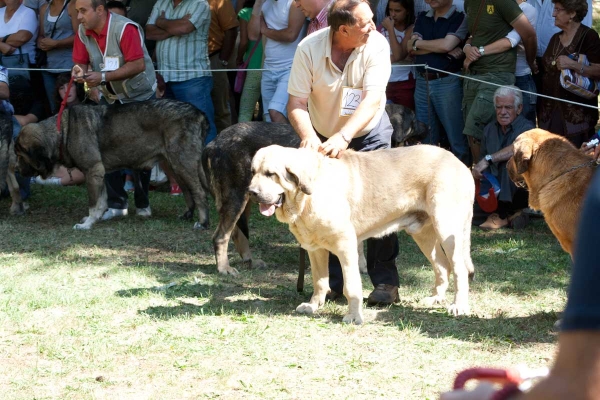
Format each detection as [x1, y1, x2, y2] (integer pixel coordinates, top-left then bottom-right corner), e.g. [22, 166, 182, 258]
[295, 0, 331, 35]
[146, 0, 217, 143]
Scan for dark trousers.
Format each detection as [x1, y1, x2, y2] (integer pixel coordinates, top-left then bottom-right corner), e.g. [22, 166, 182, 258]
[105, 169, 150, 209]
[317, 112, 400, 293]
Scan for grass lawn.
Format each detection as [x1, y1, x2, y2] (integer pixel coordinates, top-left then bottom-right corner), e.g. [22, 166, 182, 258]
[0, 185, 569, 399]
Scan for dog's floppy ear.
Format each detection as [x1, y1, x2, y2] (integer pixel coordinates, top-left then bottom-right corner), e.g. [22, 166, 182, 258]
[513, 139, 534, 175]
[284, 149, 318, 195]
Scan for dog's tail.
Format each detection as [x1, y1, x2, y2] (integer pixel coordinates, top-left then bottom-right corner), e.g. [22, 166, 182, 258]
[0, 116, 12, 191]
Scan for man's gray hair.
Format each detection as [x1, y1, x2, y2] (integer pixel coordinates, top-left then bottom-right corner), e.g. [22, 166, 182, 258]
[493, 85, 523, 108]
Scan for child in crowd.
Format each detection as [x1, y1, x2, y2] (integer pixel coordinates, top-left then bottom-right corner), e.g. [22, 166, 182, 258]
[379, 0, 416, 109]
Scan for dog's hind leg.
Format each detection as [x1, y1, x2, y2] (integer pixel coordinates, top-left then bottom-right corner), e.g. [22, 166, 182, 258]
[213, 195, 248, 276]
[411, 224, 452, 309]
[232, 202, 266, 269]
[74, 163, 106, 230]
[169, 162, 210, 230]
[435, 213, 471, 316]
[296, 248, 329, 316]
[7, 140, 25, 214]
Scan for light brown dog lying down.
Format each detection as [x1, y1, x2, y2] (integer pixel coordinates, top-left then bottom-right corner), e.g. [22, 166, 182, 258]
[508, 128, 597, 257]
[249, 145, 475, 324]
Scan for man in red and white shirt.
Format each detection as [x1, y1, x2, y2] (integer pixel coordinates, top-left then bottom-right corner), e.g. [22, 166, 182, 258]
[295, 0, 331, 35]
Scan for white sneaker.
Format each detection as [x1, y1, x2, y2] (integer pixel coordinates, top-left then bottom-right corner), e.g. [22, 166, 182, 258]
[136, 207, 152, 218]
[101, 208, 128, 220]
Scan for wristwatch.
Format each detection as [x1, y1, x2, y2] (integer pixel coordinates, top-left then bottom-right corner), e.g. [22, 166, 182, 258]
[100, 71, 106, 86]
[484, 154, 493, 162]
[412, 39, 419, 51]
[220, 59, 229, 67]
[479, 46, 485, 56]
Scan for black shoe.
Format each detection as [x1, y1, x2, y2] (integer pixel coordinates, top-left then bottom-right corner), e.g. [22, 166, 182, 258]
[325, 289, 342, 302]
[367, 284, 399, 306]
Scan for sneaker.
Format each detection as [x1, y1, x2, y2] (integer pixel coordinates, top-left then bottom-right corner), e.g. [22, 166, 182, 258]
[479, 213, 508, 230]
[101, 208, 128, 221]
[124, 180, 134, 192]
[509, 210, 530, 230]
[367, 284, 399, 306]
[522, 207, 544, 218]
[170, 184, 182, 196]
[136, 206, 152, 218]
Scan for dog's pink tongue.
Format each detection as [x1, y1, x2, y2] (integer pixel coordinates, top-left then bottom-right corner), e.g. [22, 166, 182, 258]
[259, 203, 276, 217]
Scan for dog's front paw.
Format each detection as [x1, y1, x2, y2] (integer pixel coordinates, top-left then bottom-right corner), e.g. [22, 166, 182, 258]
[447, 303, 470, 316]
[193, 221, 209, 230]
[422, 295, 445, 307]
[218, 266, 239, 276]
[342, 311, 363, 325]
[10, 203, 25, 215]
[296, 302, 318, 315]
[74, 223, 92, 230]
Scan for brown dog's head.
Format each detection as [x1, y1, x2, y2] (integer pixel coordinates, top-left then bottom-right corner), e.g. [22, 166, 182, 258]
[248, 145, 320, 218]
[507, 128, 548, 188]
[14, 121, 60, 178]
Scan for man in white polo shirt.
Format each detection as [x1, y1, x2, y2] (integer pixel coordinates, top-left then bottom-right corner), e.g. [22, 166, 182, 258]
[287, 0, 400, 305]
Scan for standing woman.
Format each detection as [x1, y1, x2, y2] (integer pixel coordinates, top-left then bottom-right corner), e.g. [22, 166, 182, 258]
[37, 0, 78, 114]
[379, 0, 415, 109]
[236, 0, 264, 122]
[539, 0, 600, 147]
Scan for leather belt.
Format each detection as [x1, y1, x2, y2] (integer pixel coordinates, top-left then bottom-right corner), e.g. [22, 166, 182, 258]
[419, 71, 449, 80]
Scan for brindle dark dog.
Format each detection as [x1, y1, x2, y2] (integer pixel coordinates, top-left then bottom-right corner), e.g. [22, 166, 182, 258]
[0, 115, 24, 215]
[15, 99, 210, 230]
[202, 105, 426, 275]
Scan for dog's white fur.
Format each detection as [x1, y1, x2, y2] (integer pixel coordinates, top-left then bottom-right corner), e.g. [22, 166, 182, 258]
[249, 145, 475, 324]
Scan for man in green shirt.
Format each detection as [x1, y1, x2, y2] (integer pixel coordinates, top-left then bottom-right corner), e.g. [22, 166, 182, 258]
[462, 0, 536, 162]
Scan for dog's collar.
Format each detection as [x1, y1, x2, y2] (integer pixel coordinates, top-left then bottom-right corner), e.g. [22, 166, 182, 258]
[537, 159, 598, 193]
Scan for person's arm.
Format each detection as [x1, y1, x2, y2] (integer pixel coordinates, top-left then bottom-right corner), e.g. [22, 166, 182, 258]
[555, 56, 600, 80]
[288, 94, 322, 151]
[0, 81, 9, 100]
[260, 3, 305, 43]
[248, 0, 266, 41]
[38, 2, 77, 51]
[237, 18, 249, 66]
[472, 143, 514, 179]
[319, 89, 383, 159]
[383, 20, 412, 63]
[4, 30, 34, 48]
[152, 12, 195, 36]
[510, 13, 537, 71]
[220, 26, 238, 65]
[409, 33, 461, 55]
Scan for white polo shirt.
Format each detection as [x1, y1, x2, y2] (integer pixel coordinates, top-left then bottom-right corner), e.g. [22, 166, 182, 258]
[288, 27, 391, 138]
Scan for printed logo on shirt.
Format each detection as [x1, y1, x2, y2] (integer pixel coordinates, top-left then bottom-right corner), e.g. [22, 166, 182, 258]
[487, 5, 494, 14]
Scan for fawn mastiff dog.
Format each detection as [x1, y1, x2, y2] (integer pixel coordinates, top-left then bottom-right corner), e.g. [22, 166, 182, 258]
[14, 99, 210, 230]
[249, 145, 475, 324]
[508, 128, 597, 256]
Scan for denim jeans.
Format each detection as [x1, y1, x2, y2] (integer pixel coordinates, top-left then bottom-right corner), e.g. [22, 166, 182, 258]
[165, 76, 217, 144]
[41, 71, 60, 114]
[515, 74, 537, 126]
[415, 74, 470, 166]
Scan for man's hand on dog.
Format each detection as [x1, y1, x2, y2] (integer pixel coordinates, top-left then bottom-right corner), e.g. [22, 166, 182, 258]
[319, 133, 349, 159]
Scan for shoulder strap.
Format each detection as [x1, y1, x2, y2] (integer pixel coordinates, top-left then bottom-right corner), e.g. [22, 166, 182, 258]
[469, 0, 487, 39]
[242, 34, 262, 68]
[48, 0, 71, 39]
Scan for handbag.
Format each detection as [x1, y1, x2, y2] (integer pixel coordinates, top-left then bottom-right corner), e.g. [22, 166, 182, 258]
[0, 46, 31, 81]
[234, 34, 261, 94]
[560, 54, 599, 99]
[36, 0, 71, 68]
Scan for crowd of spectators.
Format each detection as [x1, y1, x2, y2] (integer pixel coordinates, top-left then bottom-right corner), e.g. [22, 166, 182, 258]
[0, 0, 598, 230]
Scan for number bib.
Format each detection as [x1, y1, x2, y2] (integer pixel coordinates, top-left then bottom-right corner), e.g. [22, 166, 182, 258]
[340, 87, 363, 116]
